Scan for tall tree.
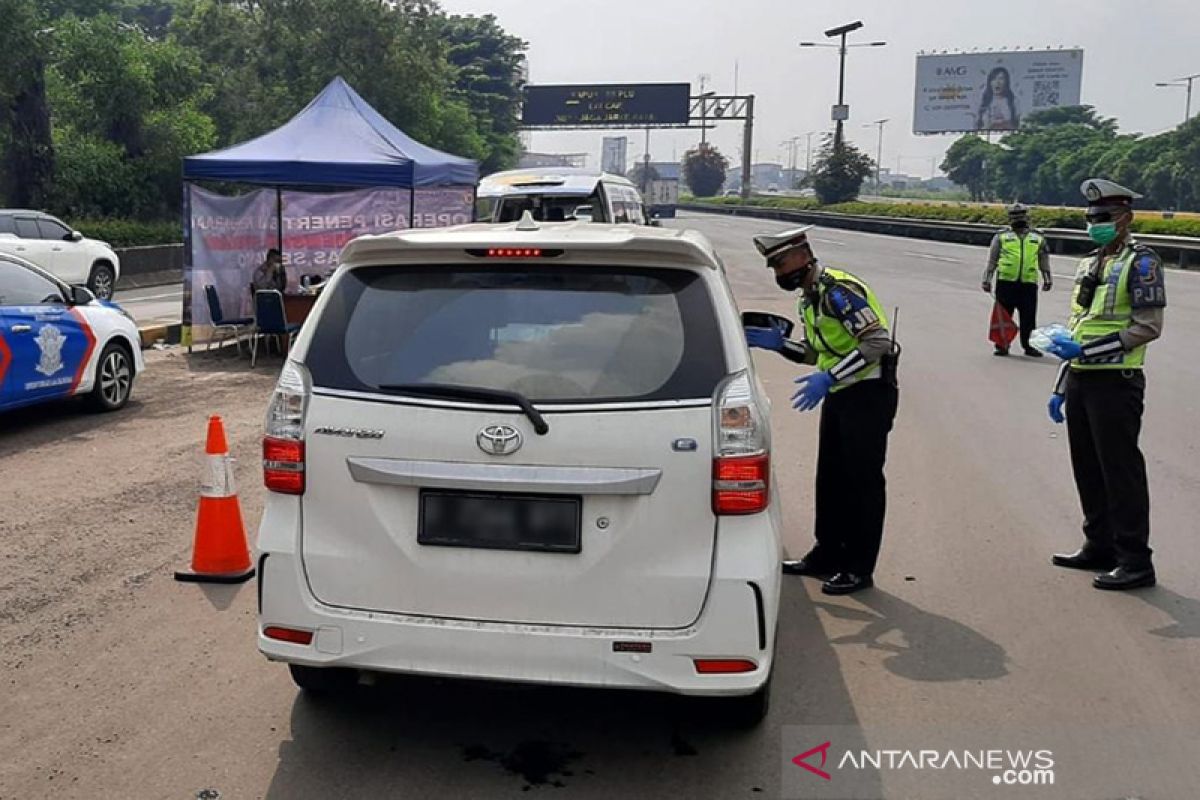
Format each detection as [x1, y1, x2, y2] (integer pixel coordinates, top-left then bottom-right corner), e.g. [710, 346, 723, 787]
[438, 13, 526, 174]
[941, 135, 997, 201]
[810, 134, 873, 205]
[683, 143, 728, 197]
[0, 0, 55, 208]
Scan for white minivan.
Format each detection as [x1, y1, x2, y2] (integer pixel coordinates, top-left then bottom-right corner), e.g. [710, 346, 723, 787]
[476, 168, 651, 226]
[256, 217, 782, 725]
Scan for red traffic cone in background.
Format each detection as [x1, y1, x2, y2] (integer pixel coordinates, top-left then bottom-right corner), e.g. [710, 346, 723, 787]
[175, 415, 255, 584]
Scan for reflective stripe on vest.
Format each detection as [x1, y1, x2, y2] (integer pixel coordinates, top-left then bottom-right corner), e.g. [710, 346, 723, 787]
[799, 268, 890, 392]
[996, 231, 1042, 283]
[1069, 245, 1144, 370]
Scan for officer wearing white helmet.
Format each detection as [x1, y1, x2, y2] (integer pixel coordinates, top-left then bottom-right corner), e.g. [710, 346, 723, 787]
[1043, 179, 1165, 591]
[982, 202, 1052, 356]
[744, 226, 899, 595]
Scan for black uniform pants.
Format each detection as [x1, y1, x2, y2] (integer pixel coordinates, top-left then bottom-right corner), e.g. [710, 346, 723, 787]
[994, 280, 1039, 349]
[1065, 369, 1153, 569]
[811, 378, 900, 576]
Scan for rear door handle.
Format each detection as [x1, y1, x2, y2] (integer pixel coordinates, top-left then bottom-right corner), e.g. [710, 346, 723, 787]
[10, 324, 32, 333]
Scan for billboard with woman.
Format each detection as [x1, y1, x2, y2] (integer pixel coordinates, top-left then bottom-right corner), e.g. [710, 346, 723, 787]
[913, 50, 1083, 134]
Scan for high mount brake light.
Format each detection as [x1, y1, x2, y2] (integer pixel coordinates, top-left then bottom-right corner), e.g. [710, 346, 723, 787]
[465, 248, 564, 258]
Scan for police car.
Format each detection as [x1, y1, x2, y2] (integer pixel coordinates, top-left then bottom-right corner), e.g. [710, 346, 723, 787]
[256, 217, 782, 726]
[0, 253, 142, 414]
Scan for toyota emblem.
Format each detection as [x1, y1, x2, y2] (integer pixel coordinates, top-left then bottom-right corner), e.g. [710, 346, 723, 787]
[477, 424, 523, 456]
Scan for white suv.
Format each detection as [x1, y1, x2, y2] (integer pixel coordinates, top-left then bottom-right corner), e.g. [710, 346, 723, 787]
[256, 218, 782, 725]
[0, 211, 121, 299]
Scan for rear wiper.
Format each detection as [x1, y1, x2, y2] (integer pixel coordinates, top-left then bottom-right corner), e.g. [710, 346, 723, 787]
[377, 383, 550, 435]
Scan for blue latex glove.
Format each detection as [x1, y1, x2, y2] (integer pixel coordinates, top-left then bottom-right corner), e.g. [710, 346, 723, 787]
[745, 325, 785, 351]
[792, 372, 835, 411]
[1048, 394, 1065, 424]
[1045, 331, 1082, 360]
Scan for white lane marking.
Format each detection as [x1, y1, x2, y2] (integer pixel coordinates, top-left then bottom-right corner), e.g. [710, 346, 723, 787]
[811, 238, 846, 246]
[903, 251, 961, 263]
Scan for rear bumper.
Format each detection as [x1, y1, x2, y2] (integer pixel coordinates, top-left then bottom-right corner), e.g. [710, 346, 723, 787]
[256, 499, 781, 697]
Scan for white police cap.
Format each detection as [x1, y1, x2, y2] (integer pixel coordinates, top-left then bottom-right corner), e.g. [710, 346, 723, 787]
[752, 225, 814, 259]
[1080, 178, 1143, 207]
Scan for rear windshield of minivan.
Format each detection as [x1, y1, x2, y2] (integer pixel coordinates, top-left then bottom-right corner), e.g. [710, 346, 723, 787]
[305, 265, 727, 404]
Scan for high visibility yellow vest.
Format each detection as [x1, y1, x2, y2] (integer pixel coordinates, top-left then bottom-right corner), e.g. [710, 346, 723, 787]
[800, 268, 890, 392]
[1069, 245, 1145, 370]
[996, 230, 1043, 283]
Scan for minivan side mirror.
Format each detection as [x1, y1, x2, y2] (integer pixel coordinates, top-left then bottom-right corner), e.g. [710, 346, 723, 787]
[68, 230, 84, 242]
[741, 310, 795, 338]
[69, 285, 95, 305]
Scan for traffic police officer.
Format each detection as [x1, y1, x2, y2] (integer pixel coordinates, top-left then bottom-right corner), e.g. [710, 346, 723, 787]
[982, 203, 1052, 356]
[745, 226, 899, 595]
[1045, 179, 1165, 591]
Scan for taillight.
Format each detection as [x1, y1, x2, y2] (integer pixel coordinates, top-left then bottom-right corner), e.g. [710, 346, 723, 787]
[713, 372, 769, 515]
[264, 437, 305, 494]
[263, 360, 310, 495]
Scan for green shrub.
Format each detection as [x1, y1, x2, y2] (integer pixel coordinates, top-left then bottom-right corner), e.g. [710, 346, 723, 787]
[686, 197, 1200, 239]
[73, 219, 180, 248]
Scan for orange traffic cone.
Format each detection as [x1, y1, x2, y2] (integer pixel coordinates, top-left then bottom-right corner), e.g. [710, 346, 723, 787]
[175, 415, 255, 584]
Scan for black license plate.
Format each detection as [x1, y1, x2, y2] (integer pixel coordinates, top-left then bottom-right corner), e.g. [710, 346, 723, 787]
[418, 490, 582, 554]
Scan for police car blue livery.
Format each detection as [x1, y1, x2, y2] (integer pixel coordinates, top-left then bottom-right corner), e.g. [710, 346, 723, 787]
[0, 253, 143, 414]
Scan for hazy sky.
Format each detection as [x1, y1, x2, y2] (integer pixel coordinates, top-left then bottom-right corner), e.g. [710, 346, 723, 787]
[438, 0, 1200, 177]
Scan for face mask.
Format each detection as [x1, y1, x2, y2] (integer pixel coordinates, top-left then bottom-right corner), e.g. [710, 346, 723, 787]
[1011, 220, 1029, 231]
[1087, 222, 1119, 246]
[775, 268, 806, 291]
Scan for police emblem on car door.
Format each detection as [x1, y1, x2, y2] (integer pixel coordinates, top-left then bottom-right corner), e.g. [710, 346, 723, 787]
[34, 324, 65, 377]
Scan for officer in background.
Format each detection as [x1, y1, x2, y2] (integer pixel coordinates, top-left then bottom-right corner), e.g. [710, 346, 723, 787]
[1044, 179, 1165, 591]
[745, 226, 899, 595]
[982, 203, 1052, 356]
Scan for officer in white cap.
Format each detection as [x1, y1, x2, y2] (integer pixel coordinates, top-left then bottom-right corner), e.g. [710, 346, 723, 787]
[745, 226, 899, 595]
[982, 202, 1053, 356]
[1044, 179, 1165, 591]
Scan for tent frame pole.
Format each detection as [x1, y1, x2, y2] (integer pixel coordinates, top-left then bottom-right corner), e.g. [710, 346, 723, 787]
[275, 187, 284, 252]
[409, 187, 416, 229]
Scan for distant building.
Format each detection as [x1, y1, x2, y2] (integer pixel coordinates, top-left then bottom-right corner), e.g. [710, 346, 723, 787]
[725, 163, 787, 192]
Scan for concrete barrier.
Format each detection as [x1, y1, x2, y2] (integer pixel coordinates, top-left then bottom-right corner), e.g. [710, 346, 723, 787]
[679, 203, 1200, 270]
[115, 243, 183, 289]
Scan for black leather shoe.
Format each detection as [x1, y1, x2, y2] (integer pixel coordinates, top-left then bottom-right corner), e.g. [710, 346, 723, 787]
[821, 573, 873, 595]
[993, 346, 1010, 357]
[1051, 548, 1118, 571]
[782, 558, 834, 577]
[1093, 566, 1156, 591]
[1023, 347, 1044, 358]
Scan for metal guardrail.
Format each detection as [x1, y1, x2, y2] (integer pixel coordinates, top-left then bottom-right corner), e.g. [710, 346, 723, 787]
[679, 203, 1200, 269]
[114, 243, 183, 289]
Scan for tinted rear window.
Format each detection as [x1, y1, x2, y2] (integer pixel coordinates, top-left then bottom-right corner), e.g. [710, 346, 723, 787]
[306, 265, 726, 403]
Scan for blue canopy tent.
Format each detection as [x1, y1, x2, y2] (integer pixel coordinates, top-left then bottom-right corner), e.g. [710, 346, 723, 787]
[180, 77, 478, 347]
[183, 75, 479, 243]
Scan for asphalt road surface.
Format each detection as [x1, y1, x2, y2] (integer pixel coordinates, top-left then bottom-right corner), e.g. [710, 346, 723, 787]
[118, 283, 184, 327]
[1, 213, 1197, 799]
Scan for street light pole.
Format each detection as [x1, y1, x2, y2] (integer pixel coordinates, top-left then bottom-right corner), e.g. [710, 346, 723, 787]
[799, 23, 886, 149]
[1156, 73, 1200, 123]
[864, 119, 888, 193]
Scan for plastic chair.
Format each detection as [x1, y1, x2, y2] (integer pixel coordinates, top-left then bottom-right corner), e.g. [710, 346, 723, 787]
[204, 285, 253, 355]
[251, 290, 301, 368]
